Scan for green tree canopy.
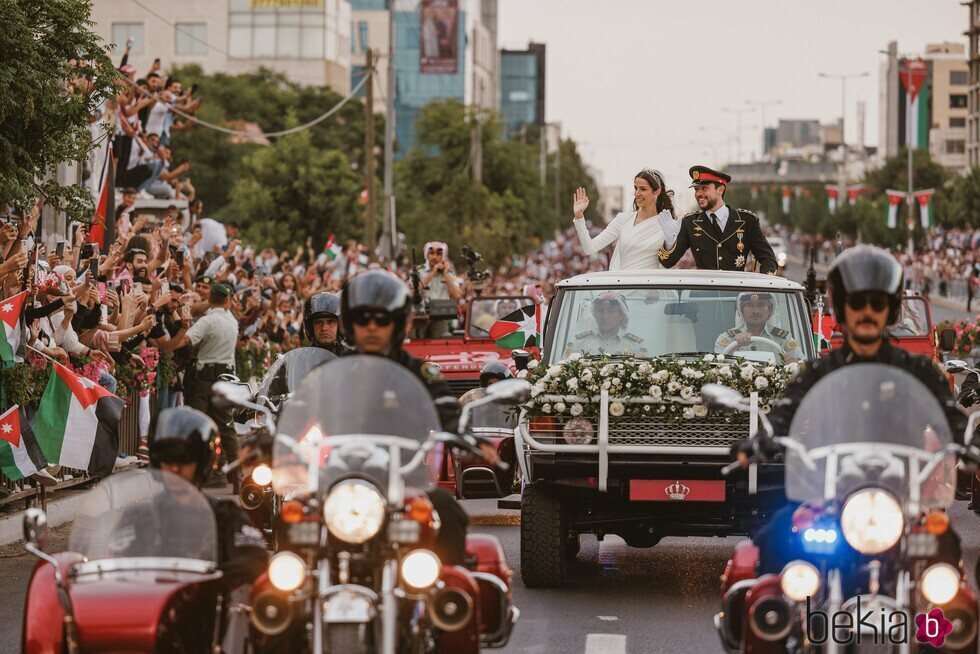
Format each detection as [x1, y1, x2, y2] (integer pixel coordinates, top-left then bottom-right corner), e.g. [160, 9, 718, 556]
[0, 0, 115, 220]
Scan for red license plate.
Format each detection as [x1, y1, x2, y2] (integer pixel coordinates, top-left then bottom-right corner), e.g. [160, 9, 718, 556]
[630, 479, 726, 502]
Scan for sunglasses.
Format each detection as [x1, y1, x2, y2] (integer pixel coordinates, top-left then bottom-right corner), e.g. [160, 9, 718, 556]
[846, 292, 889, 312]
[351, 310, 394, 327]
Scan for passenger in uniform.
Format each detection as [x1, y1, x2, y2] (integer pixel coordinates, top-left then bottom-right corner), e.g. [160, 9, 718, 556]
[714, 292, 801, 363]
[567, 292, 648, 357]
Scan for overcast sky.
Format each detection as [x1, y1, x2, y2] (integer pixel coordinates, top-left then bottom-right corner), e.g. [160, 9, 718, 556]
[497, 0, 967, 214]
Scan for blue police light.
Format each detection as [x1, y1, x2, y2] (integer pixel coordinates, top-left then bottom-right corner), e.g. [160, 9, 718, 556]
[803, 528, 838, 544]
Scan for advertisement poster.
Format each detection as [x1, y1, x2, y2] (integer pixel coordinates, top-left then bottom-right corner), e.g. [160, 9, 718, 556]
[420, 0, 458, 74]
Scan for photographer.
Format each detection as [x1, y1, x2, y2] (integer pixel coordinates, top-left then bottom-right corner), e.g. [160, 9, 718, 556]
[418, 241, 462, 302]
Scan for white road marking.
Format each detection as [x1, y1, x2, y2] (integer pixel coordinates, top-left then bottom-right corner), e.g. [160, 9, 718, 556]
[585, 633, 627, 654]
[597, 616, 619, 621]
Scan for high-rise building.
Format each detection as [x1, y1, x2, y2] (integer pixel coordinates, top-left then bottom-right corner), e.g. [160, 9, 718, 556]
[500, 42, 545, 139]
[967, 1, 980, 167]
[877, 40, 968, 172]
[90, 0, 353, 92]
[348, 0, 498, 156]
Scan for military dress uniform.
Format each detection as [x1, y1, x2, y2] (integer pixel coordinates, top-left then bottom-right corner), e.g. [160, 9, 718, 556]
[565, 329, 649, 357]
[714, 327, 801, 359]
[658, 166, 778, 274]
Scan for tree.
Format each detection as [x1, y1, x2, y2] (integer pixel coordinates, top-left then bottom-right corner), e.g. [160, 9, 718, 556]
[0, 0, 115, 221]
[946, 166, 980, 229]
[220, 131, 362, 250]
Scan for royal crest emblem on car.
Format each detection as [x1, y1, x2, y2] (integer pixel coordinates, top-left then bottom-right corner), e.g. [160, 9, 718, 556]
[665, 481, 691, 501]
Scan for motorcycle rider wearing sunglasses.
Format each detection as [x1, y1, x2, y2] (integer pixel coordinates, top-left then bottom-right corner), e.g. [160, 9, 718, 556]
[340, 270, 497, 566]
[732, 246, 974, 574]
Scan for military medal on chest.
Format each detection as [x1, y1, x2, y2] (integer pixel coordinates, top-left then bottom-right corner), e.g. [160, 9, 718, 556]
[736, 230, 745, 252]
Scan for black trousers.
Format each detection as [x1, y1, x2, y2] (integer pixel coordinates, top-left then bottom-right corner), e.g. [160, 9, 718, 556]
[185, 373, 238, 484]
[427, 487, 469, 566]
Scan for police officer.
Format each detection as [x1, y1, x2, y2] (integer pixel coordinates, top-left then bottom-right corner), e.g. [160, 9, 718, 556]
[480, 360, 513, 388]
[567, 292, 648, 357]
[149, 407, 267, 588]
[303, 291, 353, 356]
[714, 292, 801, 362]
[340, 270, 490, 565]
[165, 282, 240, 488]
[658, 165, 778, 274]
[734, 246, 969, 574]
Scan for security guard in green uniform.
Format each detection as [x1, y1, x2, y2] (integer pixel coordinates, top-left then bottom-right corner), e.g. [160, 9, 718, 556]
[714, 292, 801, 363]
[564, 292, 648, 357]
[658, 165, 778, 274]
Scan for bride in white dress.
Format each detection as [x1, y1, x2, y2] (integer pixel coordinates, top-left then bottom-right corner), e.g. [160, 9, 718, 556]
[572, 168, 681, 271]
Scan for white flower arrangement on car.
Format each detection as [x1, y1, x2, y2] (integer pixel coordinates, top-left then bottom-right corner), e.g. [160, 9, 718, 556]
[523, 353, 797, 422]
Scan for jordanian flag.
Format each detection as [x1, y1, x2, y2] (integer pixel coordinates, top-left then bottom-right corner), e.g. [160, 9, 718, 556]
[0, 405, 45, 481]
[323, 234, 343, 261]
[34, 363, 126, 478]
[0, 290, 27, 363]
[490, 305, 540, 349]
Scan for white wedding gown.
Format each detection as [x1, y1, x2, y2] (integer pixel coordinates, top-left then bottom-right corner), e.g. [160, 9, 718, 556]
[573, 210, 679, 271]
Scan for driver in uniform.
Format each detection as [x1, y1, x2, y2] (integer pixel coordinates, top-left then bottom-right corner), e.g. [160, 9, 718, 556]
[714, 292, 801, 363]
[566, 292, 648, 357]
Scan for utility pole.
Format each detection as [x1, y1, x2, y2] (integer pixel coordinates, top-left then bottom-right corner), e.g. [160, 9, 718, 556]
[381, 6, 397, 262]
[722, 106, 753, 163]
[819, 71, 868, 239]
[364, 48, 377, 252]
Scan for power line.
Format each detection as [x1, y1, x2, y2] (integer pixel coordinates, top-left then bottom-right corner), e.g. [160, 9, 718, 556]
[127, 0, 240, 60]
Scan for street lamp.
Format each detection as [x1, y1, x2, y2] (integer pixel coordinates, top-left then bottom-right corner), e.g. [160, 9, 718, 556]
[819, 71, 869, 241]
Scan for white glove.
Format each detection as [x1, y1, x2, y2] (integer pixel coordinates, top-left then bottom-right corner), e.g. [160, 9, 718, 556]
[657, 211, 682, 248]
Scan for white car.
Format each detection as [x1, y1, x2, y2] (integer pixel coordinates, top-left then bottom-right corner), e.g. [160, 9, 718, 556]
[511, 270, 815, 587]
[767, 236, 788, 270]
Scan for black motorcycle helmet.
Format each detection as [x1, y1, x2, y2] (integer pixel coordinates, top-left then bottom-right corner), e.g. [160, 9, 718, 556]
[149, 407, 221, 485]
[827, 245, 904, 325]
[304, 292, 343, 345]
[480, 361, 513, 387]
[341, 271, 411, 348]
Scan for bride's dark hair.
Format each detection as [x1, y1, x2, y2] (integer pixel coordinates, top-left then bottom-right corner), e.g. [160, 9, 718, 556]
[634, 169, 675, 217]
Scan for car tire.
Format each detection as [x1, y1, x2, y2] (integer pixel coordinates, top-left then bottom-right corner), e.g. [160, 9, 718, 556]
[520, 483, 567, 587]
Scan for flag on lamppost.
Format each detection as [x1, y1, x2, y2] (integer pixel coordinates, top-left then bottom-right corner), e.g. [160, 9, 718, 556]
[886, 190, 906, 229]
[781, 186, 791, 214]
[825, 186, 839, 214]
[913, 189, 934, 229]
[899, 59, 930, 149]
[847, 185, 864, 205]
[750, 185, 759, 200]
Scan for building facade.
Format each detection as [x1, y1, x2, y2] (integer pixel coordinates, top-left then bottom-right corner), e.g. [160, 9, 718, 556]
[500, 42, 545, 139]
[968, 1, 980, 168]
[91, 0, 353, 92]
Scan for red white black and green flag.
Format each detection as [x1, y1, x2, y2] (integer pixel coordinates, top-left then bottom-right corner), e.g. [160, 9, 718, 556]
[490, 305, 540, 349]
[0, 290, 27, 363]
[0, 405, 46, 481]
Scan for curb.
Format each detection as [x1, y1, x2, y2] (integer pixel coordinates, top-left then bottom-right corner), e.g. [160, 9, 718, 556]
[0, 491, 90, 546]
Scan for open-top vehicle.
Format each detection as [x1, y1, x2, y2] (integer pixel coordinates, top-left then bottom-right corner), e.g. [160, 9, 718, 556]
[512, 270, 816, 587]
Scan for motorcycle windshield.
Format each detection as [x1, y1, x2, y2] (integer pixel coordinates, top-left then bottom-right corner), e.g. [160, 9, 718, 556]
[256, 347, 337, 399]
[273, 355, 441, 498]
[68, 469, 217, 562]
[463, 388, 518, 431]
[786, 364, 955, 509]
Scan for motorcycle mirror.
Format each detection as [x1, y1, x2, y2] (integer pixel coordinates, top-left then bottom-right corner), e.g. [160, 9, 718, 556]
[700, 384, 746, 411]
[486, 379, 532, 404]
[511, 349, 531, 371]
[212, 381, 253, 409]
[939, 328, 957, 353]
[23, 508, 48, 550]
[945, 359, 969, 375]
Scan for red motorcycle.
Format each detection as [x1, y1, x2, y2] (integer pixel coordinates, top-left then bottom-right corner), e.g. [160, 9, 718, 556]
[21, 469, 248, 653]
[214, 355, 520, 653]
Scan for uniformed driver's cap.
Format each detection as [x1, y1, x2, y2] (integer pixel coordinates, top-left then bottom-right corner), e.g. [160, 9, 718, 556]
[689, 165, 732, 188]
[737, 292, 774, 309]
[591, 292, 628, 314]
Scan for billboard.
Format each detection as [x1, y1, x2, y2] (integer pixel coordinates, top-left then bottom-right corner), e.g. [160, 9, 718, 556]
[419, 0, 458, 74]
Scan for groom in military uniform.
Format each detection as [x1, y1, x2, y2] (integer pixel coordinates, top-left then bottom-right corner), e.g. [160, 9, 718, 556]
[658, 165, 778, 274]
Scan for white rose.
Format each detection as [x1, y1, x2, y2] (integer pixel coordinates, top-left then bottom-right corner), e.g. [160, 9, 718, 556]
[566, 378, 579, 391]
[658, 405, 667, 413]
[754, 376, 769, 389]
[581, 369, 593, 382]
[763, 366, 776, 376]
[527, 359, 539, 370]
[680, 386, 695, 400]
[643, 404, 651, 412]
[600, 365, 612, 377]
[704, 354, 714, 361]
[668, 381, 681, 393]
[683, 407, 696, 420]
[681, 367, 703, 379]
[570, 403, 583, 416]
[568, 353, 581, 362]
[531, 384, 544, 397]
[601, 380, 611, 390]
[609, 401, 625, 417]
[658, 370, 671, 382]
[625, 382, 632, 389]
[517, 369, 529, 379]
[611, 377, 621, 386]
[719, 365, 733, 378]
[740, 367, 755, 380]
[648, 386, 663, 402]
[548, 365, 562, 377]
[638, 363, 652, 374]
[693, 404, 709, 418]
[541, 403, 552, 414]
[554, 402, 567, 414]
[784, 362, 799, 377]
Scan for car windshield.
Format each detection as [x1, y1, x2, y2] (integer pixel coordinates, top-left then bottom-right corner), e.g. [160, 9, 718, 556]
[468, 296, 535, 338]
[786, 365, 955, 509]
[273, 355, 441, 498]
[461, 387, 518, 432]
[887, 296, 931, 337]
[68, 470, 217, 563]
[255, 347, 337, 400]
[547, 287, 808, 364]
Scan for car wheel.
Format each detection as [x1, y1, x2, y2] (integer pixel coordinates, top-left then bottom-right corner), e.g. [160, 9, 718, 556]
[520, 483, 567, 587]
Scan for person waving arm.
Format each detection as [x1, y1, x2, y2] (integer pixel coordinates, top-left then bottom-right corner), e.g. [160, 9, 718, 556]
[571, 187, 622, 255]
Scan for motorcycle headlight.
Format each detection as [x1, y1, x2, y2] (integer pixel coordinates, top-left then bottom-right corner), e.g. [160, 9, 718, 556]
[840, 489, 904, 554]
[563, 417, 594, 445]
[780, 560, 820, 602]
[268, 552, 306, 591]
[401, 549, 441, 589]
[323, 481, 386, 544]
[251, 464, 273, 487]
[921, 563, 960, 605]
